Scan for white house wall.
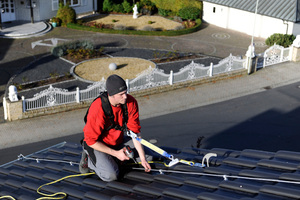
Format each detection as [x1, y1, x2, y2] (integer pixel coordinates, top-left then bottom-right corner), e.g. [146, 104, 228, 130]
[227, 7, 254, 35]
[11, 0, 97, 22]
[203, 2, 227, 28]
[39, 0, 57, 20]
[72, 0, 95, 15]
[203, 2, 298, 39]
[292, 23, 300, 35]
[41, 0, 97, 21]
[15, 1, 41, 22]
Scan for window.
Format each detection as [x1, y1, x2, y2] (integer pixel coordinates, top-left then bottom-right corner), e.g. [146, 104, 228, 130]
[59, 0, 80, 7]
[53, 0, 79, 10]
[52, 0, 58, 10]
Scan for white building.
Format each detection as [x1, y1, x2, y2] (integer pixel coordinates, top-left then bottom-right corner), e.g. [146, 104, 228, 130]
[0, 0, 97, 23]
[202, 0, 300, 38]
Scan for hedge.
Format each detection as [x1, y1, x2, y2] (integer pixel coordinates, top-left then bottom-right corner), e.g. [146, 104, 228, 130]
[150, 0, 202, 13]
[265, 33, 296, 48]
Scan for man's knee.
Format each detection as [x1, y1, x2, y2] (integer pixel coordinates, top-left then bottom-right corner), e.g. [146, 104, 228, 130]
[100, 171, 118, 182]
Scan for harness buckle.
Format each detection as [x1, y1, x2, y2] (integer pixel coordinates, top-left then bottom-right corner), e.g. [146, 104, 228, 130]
[127, 130, 137, 139]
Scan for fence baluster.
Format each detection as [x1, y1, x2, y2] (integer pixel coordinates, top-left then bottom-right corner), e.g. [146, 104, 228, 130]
[3, 97, 7, 120]
[169, 70, 173, 85]
[22, 96, 25, 113]
[209, 63, 213, 77]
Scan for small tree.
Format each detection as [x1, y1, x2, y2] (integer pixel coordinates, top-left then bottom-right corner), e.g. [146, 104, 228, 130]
[112, 3, 124, 13]
[122, 0, 132, 13]
[103, 0, 113, 12]
[56, 3, 76, 26]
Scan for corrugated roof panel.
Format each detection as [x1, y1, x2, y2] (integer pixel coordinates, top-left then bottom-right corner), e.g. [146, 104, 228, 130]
[259, 1, 277, 15]
[202, 0, 299, 22]
[298, 1, 300, 21]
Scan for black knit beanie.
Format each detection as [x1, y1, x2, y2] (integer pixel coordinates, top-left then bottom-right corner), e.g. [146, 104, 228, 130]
[106, 74, 127, 96]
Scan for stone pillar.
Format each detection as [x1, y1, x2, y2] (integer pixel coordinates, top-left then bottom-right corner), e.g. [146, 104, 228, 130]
[6, 99, 24, 121]
[8, 85, 18, 102]
[292, 46, 300, 62]
[245, 44, 255, 74]
[292, 35, 300, 62]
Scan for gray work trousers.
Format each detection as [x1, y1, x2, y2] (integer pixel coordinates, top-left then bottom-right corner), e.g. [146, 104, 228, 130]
[86, 136, 153, 182]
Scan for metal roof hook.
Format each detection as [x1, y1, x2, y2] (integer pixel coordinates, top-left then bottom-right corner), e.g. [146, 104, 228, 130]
[202, 153, 217, 167]
[223, 175, 228, 181]
[17, 154, 25, 161]
[168, 158, 179, 167]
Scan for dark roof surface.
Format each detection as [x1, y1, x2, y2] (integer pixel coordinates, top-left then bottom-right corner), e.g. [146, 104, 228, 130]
[1, 142, 300, 199]
[202, 0, 300, 22]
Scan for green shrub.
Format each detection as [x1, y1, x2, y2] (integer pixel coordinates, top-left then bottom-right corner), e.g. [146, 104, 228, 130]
[265, 33, 296, 48]
[51, 40, 94, 57]
[182, 20, 196, 28]
[151, 0, 202, 13]
[112, 3, 124, 13]
[56, 4, 76, 26]
[158, 8, 171, 16]
[122, 0, 132, 13]
[103, 0, 113, 12]
[139, 0, 156, 15]
[178, 7, 201, 20]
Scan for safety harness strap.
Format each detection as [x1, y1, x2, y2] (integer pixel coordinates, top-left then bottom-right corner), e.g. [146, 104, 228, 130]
[127, 130, 215, 168]
[84, 91, 128, 131]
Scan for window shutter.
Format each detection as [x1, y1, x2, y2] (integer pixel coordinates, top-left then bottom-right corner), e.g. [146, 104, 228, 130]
[52, 0, 59, 11]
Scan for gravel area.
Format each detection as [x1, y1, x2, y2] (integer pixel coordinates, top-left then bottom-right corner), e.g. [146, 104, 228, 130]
[91, 14, 183, 30]
[74, 57, 156, 81]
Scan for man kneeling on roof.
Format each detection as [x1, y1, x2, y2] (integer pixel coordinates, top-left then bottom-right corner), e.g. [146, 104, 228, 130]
[80, 74, 151, 182]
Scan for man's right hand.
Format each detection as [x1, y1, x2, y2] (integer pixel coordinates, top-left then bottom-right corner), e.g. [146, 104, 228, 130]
[115, 149, 130, 161]
[90, 141, 130, 161]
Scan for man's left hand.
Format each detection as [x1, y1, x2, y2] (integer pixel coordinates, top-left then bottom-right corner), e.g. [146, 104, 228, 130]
[141, 160, 151, 172]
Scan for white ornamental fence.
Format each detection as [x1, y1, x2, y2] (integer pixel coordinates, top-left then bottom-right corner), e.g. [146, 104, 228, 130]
[22, 54, 246, 112]
[263, 44, 292, 67]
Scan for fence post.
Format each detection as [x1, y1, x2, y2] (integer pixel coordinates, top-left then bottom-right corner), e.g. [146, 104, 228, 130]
[169, 70, 173, 85]
[76, 87, 80, 103]
[126, 79, 130, 93]
[289, 46, 293, 61]
[22, 96, 26, 112]
[3, 97, 7, 120]
[209, 63, 213, 77]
